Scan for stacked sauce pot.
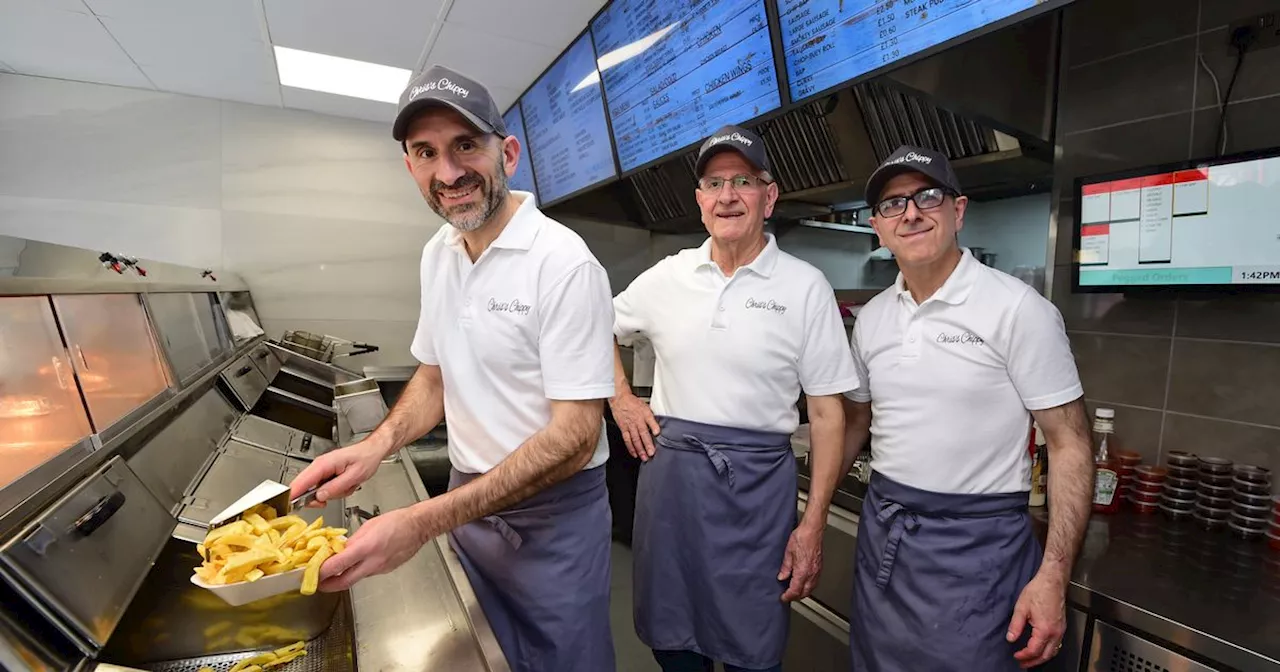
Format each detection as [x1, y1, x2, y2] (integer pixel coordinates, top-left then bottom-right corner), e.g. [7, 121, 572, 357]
[1269, 495, 1280, 551]
[1162, 451, 1199, 521]
[1231, 465, 1272, 540]
[1130, 465, 1166, 515]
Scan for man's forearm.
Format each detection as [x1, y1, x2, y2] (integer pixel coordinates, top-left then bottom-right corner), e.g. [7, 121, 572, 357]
[612, 340, 632, 400]
[800, 395, 846, 530]
[424, 400, 603, 531]
[1034, 399, 1094, 584]
[840, 399, 871, 478]
[368, 365, 444, 457]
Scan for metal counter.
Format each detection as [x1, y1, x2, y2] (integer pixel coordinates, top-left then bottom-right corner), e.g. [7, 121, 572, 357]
[345, 450, 509, 672]
[796, 466, 1280, 671]
[1066, 511, 1280, 671]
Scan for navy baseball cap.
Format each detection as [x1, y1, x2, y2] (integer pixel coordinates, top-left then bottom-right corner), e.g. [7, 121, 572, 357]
[694, 125, 772, 177]
[393, 65, 506, 142]
[864, 145, 963, 205]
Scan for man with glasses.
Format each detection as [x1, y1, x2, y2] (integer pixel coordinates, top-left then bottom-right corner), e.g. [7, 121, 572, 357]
[610, 125, 859, 672]
[289, 65, 617, 672]
[843, 145, 1093, 670]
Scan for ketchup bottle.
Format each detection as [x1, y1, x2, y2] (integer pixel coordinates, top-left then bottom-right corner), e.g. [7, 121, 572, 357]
[1092, 408, 1121, 514]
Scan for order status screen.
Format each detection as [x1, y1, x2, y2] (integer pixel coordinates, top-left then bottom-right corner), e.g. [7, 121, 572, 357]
[1078, 154, 1280, 287]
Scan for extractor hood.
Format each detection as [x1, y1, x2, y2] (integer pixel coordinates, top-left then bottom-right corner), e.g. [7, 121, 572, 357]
[546, 8, 1060, 233]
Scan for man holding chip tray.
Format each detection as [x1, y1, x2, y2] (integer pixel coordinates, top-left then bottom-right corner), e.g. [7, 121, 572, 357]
[610, 125, 859, 672]
[289, 66, 617, 672]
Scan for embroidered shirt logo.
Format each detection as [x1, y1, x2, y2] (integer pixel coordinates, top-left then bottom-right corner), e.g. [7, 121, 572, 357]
[488, 297, 531, 316]
[936, 331, 985, 346]
[744, 298, 787, 314]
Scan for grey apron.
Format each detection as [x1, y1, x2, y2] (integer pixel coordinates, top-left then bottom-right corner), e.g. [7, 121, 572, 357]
[448, 466, 615, 672]
[633, 416, 796, 670]
[850, 471, 1041, 672]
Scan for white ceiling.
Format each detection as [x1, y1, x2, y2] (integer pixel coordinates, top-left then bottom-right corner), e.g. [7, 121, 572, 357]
[0, 0, 606, 122]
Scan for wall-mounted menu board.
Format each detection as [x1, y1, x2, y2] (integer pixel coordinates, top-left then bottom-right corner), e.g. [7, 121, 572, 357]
[592, 0, 783, 173]
[780, 0, 1041, 103]
[502, 104, 538, 196]
[521, 33, 617, 205]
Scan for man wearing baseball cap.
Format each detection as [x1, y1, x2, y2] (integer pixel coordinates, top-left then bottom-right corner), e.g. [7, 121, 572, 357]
[843, 144, 1093, 670]
[290, 65, 617, 672]
[610, 124, 859, 671]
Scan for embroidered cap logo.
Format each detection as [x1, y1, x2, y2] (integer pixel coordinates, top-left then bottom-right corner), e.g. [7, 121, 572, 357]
[884, 151, 935, 168]
[411, 77, 471, 101]
[708, 132, 754, 147]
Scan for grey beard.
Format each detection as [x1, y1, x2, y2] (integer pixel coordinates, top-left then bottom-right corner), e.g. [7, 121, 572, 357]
[431, 159, 510, 232]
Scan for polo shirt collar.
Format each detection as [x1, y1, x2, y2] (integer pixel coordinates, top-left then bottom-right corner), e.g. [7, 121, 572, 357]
[694, 233, 781, 279]
[894, 247, 979, 306]
[443, 190, 542, 253]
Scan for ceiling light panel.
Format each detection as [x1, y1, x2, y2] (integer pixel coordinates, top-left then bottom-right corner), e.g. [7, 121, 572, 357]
[273, 46, 410, 103]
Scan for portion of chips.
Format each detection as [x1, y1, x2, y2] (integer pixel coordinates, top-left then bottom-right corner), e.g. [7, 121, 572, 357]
[196, 640, 307, 672]
[193, 504, 345, 596]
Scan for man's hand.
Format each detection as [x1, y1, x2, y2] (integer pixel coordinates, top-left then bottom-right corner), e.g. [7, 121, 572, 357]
[318, 503, 437, 592]
[778, 523, 823, 602]
[1007, 572, 1067, 669]
[609, 392, 660, 461]
[289, 438, 387, 505]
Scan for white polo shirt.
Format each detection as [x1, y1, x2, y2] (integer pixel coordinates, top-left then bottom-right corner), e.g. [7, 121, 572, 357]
[410, 191, 615, 473]
[614, 234, 860, 433]
[849, 249, 1083, 494]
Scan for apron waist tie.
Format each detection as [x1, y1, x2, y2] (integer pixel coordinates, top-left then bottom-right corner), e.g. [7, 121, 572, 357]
[874, 500, 919, 589]
[683, 434, 736, 489]
[483, 514, 523, 550]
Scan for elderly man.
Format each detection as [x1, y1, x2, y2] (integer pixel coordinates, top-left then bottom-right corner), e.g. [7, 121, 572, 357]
[610, 125, 859, 672]
[289, 65, 617, 672]
[843, 145, 1093, 671]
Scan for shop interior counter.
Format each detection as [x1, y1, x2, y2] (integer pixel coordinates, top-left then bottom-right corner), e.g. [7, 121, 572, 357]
[795, 460, 1280, 672]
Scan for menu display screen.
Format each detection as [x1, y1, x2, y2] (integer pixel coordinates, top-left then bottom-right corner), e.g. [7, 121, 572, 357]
[780, 0, 1040, 102]
[521, 33, 617, 205]
[592, 0, 782, 172]
[502, 104, 538, 196]
[1076, 152, 1280, 289]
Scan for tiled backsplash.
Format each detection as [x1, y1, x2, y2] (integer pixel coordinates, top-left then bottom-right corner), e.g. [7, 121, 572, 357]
[1053, 0, 1280, 489]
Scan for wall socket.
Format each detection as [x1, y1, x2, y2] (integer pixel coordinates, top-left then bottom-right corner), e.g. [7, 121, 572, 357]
[1228, 12, 1280, 51]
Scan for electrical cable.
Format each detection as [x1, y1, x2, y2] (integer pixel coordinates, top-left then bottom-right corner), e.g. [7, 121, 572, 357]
[1215, 47, 1245, 156]
[1215, 26, 1258, 156]
[1197, 53, 1225, 154]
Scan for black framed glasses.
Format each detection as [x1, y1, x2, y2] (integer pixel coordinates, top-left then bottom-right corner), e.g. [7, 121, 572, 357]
[697, 174, 771, 193]
[874, 187, 953, 218]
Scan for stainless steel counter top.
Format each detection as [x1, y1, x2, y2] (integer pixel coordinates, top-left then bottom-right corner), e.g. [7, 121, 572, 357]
[345, 449, 509, 672]
[1067, 512, 1280, 671]
[797, 465, 1280, 671]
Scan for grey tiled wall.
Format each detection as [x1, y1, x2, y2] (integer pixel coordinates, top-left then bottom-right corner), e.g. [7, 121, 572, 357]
[1052, 0, 1280, 486]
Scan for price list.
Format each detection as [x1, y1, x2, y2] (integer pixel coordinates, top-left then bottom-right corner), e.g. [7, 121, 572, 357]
[521, 34, 618, 205]
[502, 104, 538, 196]
[780, 0, 1039, 102]
[592, 0, 782, 172]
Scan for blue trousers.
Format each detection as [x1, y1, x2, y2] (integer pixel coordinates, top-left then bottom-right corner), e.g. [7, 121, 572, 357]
[654, 649, 784, 672]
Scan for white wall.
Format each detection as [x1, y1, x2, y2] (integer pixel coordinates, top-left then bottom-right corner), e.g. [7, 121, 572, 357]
[0, 236, 24, 276]
[959, 193, 1051, 274]
[775, 226, 877, 289]
[558, 217, 653, 295]
[0, 73, 442, 367]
